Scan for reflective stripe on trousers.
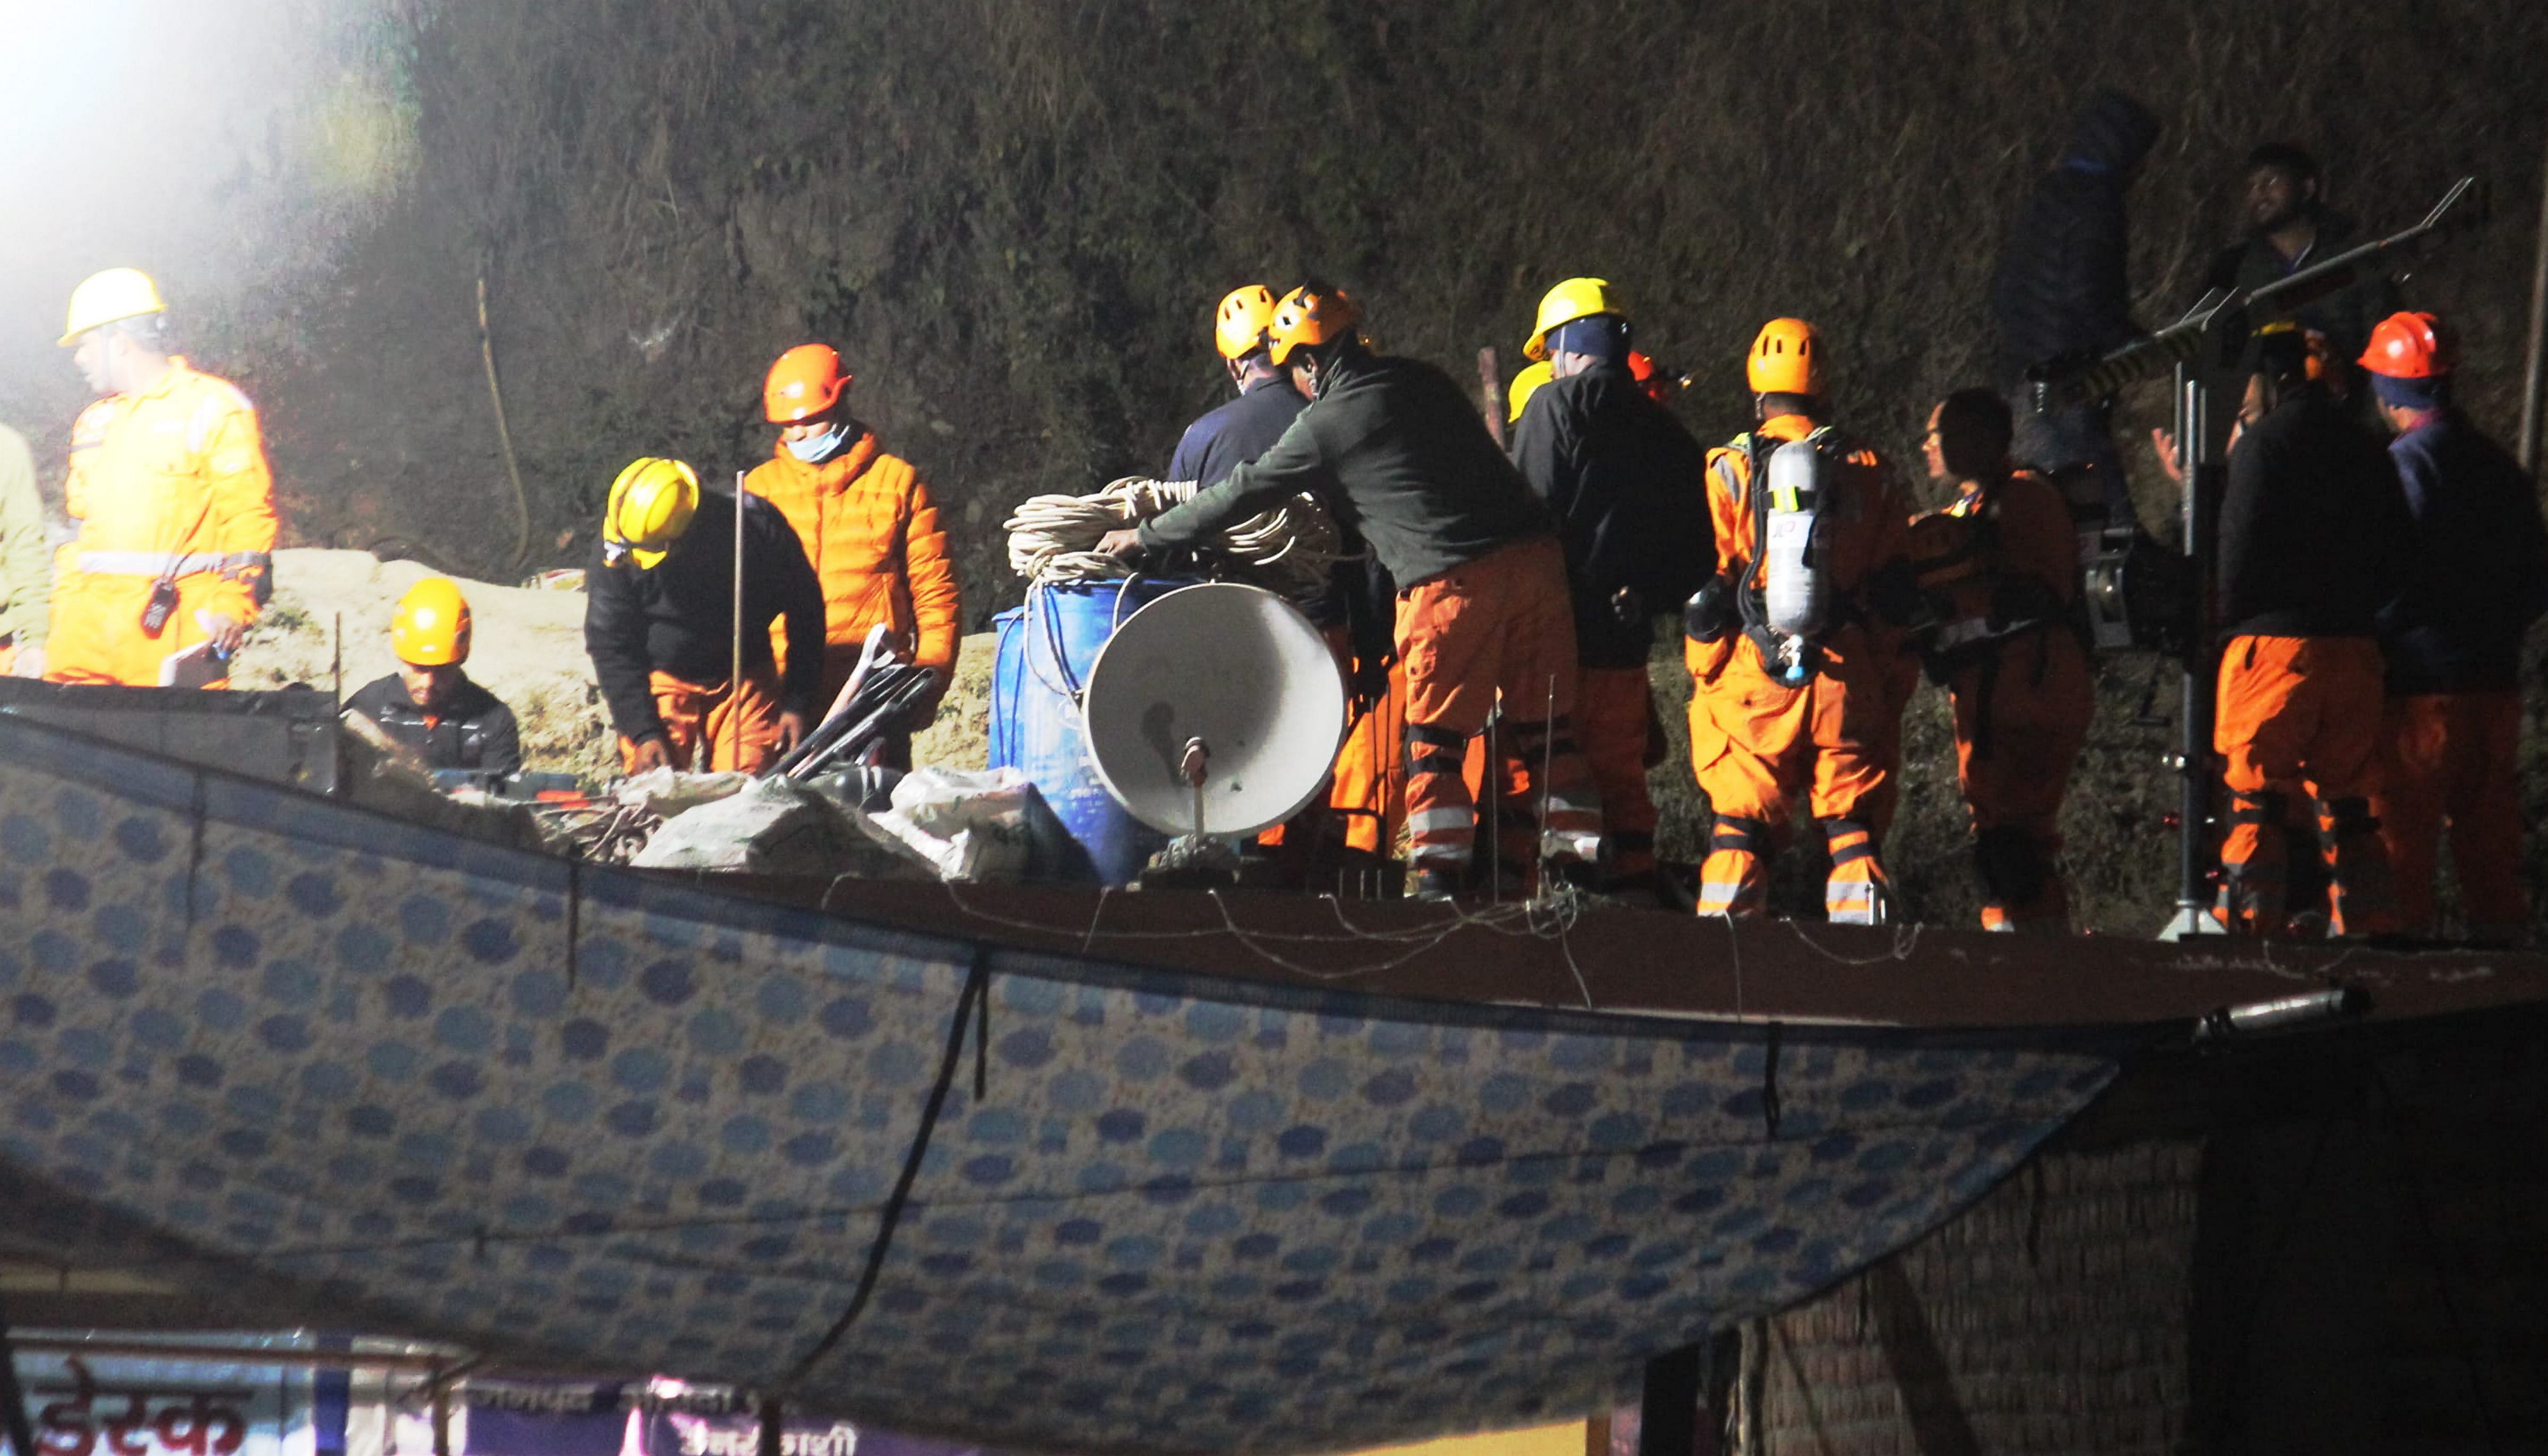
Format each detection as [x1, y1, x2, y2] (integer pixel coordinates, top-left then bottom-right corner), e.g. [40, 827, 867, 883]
[75, 549, 272, 578]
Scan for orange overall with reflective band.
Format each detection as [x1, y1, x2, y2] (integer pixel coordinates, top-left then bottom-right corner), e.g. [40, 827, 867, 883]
[1686, 415, 1909, 921]
[47, 360, 277, 687]
[1396, 536, 1600, 871]
[2214, 634, 2401, 936]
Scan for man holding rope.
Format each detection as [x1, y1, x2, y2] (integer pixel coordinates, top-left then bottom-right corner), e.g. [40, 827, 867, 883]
[1100, 282, 1599, 902]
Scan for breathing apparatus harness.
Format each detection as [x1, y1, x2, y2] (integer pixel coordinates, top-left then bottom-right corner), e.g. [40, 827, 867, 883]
[1730, 425, 1845, 687]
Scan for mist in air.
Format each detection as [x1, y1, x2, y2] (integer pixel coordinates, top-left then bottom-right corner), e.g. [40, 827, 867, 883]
[0, 0, 405, 440]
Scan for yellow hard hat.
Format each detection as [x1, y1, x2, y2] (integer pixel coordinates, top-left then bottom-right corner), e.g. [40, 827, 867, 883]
[1526, 277, 1625, 361]
[1508, 360, 1554, 423]
[1216, 285, 1279, 361]
[1267, 282, 1362, 366]
[61, 268, 168, 346]
[1746, 317, 1822, 395]
[604, 457, 700, 570]
[392, 577, 473, 667]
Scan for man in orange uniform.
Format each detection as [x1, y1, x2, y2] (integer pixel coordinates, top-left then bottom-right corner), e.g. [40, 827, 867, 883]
[1103, 283, 1598, 902]
[48, 269, 277, 688]
[2211, 325, 2412, 936]
[1683, 318, 1912, 923]
[2358, 312, 2548, 942]
[1899, 389, 2093, 932]
[744, 344, 961, 765]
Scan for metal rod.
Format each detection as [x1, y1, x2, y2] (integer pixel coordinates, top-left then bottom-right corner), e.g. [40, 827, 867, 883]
[2175, 365, 2220, 933]
[2520, 137, 2548, 476]
[731, 470, 748, 772]
[0, 1338, 455, 1372]
[476, 272, 533, 574]
[431, 1368, 451, 1456]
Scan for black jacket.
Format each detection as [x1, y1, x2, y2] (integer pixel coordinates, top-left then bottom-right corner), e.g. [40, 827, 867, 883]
[1163, 374, 1384, 639]
[584, 487, 827, 742]
[2218, 387, 2412, 640]
[344, 670, 522, 773]
[2380, 410, 2548, 693]
[1169, 376, 1306, 487]
[1139, 348, 1549, 588]
[2201, 211, 2399, 373]
[1509, 360, 1714, 667]
[1989, 90, 2159, 388]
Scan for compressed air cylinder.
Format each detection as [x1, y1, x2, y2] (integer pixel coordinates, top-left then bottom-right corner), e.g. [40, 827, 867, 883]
[1761, 438, 1832, 639]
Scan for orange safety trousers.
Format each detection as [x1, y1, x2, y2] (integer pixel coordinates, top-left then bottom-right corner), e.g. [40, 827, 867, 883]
[1949, 630, 2092, 933]
[618, 669, 785, 774]
[1260, 628, 1406, 861]
[1397, 537, 1600, 870]
[2373, 691, 2525, 941]
[1688, 624, 1898, 922]
[1575, 666, 1658, 875]
[2214, 635, 2401, 937]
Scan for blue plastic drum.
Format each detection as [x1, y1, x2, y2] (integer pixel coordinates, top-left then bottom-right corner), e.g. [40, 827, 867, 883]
[989, 578, 1188, 884]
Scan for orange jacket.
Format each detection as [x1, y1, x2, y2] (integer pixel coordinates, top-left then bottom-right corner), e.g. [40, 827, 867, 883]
[51, 359, 277, 679]
[1908, 468, 2080, 628]
[743, 432, 961, 692]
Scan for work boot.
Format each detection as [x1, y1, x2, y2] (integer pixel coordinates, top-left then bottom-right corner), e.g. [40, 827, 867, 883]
[1409, 865, 1462, 903]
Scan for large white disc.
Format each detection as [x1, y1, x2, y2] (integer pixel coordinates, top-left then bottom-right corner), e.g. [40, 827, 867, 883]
[1081, 582, 1347, 838]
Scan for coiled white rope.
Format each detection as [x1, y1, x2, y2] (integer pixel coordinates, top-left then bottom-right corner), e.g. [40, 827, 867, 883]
[1005, 476, 1340, 596]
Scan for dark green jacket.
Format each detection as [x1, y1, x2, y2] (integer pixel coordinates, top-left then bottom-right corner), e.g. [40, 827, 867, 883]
[1138, 349, 1547, 588]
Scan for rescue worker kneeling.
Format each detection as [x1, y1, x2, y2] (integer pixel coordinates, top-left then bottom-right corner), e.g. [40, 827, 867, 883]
[1684, 319, 1912, 924]
[2211, 325, 2412, 936]
[586, 458, 827, 775]
[1100, 282, 1599, 902]
[345, 578, 523, 773]
[1896, 390, 2093, 932]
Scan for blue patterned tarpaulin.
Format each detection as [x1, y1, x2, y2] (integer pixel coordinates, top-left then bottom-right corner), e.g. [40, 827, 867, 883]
[0, 714, 2120, 1455]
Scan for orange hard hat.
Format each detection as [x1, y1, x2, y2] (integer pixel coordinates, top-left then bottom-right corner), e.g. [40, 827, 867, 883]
[1216, 286, 1279, 360]
[764, 343, 850, 423]
[2358, 311, 2455, 380]
[391, 577, 472, 667]
[1746, 318, 1822, 395]
[1267, 282, 1362, 366]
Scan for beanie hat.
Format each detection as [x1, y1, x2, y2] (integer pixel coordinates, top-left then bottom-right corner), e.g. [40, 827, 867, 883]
[2371, 372, 2447, 410]
[1547, 315, 1631, 363]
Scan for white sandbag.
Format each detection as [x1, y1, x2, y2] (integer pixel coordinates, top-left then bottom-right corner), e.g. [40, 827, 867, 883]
[630, 777, 868, 874]
[617, 766, 752, 817]
[863, 765, 1038, 882]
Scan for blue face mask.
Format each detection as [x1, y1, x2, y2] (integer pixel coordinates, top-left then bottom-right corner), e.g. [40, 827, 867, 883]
[787, 423, 850, 462]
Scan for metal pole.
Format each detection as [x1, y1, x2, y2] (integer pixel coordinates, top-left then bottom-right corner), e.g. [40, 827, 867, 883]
[429, 1368, 452, 1456]
[2164, 364, 2223, 939]
[731, 470, 748, 772]
[2519, 136, 2548, 476]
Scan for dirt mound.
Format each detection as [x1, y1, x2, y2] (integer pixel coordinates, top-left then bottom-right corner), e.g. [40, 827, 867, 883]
[229, 548, 993, 779]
